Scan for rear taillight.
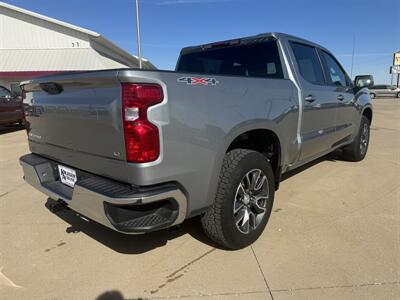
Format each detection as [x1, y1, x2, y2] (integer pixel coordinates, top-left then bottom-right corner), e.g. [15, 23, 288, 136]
[121, 83, 163, 163]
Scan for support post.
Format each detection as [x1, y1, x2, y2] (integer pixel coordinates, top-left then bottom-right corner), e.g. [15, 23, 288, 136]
[135, 0, 143, 69]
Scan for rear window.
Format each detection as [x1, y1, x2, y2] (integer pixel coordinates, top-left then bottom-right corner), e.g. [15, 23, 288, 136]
[176, 41, 284, 79]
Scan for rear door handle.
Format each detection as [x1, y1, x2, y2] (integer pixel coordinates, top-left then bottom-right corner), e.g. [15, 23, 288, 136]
[305, 95, 316, 103]
[337, 95, 344, 101]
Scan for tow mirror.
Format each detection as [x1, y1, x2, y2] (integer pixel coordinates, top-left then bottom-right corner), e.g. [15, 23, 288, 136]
[354, 75, 374, 90]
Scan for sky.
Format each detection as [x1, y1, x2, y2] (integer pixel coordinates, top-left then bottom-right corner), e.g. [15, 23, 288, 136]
[4, 0, 400, 84]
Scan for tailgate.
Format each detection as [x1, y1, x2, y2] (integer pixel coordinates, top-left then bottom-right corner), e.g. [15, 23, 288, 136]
[22, 70, 126, 169]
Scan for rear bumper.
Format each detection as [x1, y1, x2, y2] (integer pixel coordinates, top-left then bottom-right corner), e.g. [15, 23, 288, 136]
[19, 154, 187, 234]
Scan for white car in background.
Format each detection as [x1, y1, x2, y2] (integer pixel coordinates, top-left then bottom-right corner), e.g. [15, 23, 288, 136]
[369, 85, 400, 99]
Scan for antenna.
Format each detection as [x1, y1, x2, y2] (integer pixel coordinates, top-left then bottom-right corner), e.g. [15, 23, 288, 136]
[135, 0, 143, 69]
[350, 35, 355, 78]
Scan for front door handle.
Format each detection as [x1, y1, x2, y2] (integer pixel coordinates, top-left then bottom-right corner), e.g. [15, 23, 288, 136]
[305, 95, 316, 103]
[337, 94, 345, 101]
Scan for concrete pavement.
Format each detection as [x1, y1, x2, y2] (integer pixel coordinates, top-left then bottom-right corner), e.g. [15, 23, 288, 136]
[0, 99, 399, 300]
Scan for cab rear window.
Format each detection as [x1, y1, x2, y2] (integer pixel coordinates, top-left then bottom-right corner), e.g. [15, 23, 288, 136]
[176, 41, 284, 79]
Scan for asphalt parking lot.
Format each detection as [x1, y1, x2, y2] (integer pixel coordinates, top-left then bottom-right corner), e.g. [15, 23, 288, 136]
[0, 98, 399, 300]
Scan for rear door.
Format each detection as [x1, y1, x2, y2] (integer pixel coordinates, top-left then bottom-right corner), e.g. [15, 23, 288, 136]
[290, 42, 338, 161]
[384, 85, 396, 97]
[375, 85, 385, 97]
[0, 86, 10, 122]
[318, 49, 356, 145]
[0, 86, 22, 123]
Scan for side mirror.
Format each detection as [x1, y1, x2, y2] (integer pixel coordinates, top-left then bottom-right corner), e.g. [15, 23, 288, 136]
[354, 75, 374, 89]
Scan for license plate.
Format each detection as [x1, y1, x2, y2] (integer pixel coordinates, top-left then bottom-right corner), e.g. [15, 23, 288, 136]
[58, 165, 77, 188]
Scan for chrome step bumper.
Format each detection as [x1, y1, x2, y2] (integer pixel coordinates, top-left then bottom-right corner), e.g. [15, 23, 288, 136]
[20, 154, 187, 234]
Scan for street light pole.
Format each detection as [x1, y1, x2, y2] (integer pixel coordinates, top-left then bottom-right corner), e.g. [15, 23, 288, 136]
[135, 0, 143, 69]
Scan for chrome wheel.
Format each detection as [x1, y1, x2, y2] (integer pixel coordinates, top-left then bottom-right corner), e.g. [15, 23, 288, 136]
[233, 169, 269, 234]
[360, 123, 369, 155]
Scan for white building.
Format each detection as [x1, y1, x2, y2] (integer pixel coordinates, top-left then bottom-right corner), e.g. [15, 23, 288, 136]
[0, 1, 155, 95]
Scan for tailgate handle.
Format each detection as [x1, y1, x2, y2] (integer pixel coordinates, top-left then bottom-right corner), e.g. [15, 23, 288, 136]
[40, 82, 64, 95]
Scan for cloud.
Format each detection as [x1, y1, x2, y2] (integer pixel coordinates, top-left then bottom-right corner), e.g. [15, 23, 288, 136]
[142, 42, 180, 48]
[154, 0, 244, 5]
[336, 52, 393, 58]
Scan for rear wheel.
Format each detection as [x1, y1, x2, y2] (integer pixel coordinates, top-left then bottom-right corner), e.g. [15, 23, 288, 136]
[341, 116, 370, 162]
[201, 149, 275, 249]
[370, 93, 376, 99]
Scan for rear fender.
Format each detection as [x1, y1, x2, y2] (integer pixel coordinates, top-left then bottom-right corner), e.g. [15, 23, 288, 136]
[204, 120, 283, 210]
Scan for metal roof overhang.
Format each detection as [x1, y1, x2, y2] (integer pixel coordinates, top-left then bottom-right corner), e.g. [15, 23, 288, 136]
[0, 71, 63, 78]
[0, 48, 131, 72]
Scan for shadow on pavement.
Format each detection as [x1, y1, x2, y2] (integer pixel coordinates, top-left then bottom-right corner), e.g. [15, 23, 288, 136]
[0, 124, 25, 135]
[45, 198, 218, 254]
[96, 290, 144, 300]
[281, 151, 341, 182]
[43, 151, 344, 254]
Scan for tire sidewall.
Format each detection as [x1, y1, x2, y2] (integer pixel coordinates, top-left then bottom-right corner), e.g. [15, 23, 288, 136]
[356, 116, 370, 160]
[220, 151, 275, 248]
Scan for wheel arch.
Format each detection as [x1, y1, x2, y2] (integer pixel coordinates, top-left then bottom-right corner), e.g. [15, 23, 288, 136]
[225, 127, 282, 190]
[362, 106, 373, 125]
[200, 122, 284, 217]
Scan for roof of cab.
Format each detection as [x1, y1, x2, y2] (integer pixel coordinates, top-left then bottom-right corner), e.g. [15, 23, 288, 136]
[180, 32, 330, 55]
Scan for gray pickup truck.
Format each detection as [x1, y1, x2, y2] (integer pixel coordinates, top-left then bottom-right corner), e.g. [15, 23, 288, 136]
[20, 33, 373, 249]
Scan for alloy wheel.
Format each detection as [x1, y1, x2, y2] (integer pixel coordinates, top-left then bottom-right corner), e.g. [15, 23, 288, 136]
[233, 169, 269, 234]
[360, 123, 369, 155]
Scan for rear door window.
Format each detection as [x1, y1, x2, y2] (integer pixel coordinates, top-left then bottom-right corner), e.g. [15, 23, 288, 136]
[290, 42, 325, 85]
[10, 83, 22, 96]
[177, 40, 284, 79]
[0, 86, 10, 98]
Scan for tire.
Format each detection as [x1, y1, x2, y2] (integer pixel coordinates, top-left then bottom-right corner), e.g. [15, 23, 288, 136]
[370, 93, 375, 99]
[397, 92, 400, 98]
[201, 149, 275, 250]
[342, 116, 370, 162]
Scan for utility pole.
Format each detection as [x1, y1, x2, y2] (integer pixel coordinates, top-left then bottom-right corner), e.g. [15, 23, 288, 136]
[135, 0, 143, 69]
[350, 35, 356, 78]
[396, 52, 400, 88]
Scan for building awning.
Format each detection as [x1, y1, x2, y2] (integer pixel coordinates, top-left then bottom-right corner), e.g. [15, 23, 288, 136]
[0, 48, 130, 72]
[0, 71, 62, 78]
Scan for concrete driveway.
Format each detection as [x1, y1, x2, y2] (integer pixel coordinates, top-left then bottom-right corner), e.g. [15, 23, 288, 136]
[1, 99, 399, 300]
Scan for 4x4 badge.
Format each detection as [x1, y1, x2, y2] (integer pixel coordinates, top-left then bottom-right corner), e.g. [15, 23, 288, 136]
[177, 77, 219, 86]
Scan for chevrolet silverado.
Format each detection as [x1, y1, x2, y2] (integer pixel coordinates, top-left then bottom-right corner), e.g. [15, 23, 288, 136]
[20, 33, 373, 249]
